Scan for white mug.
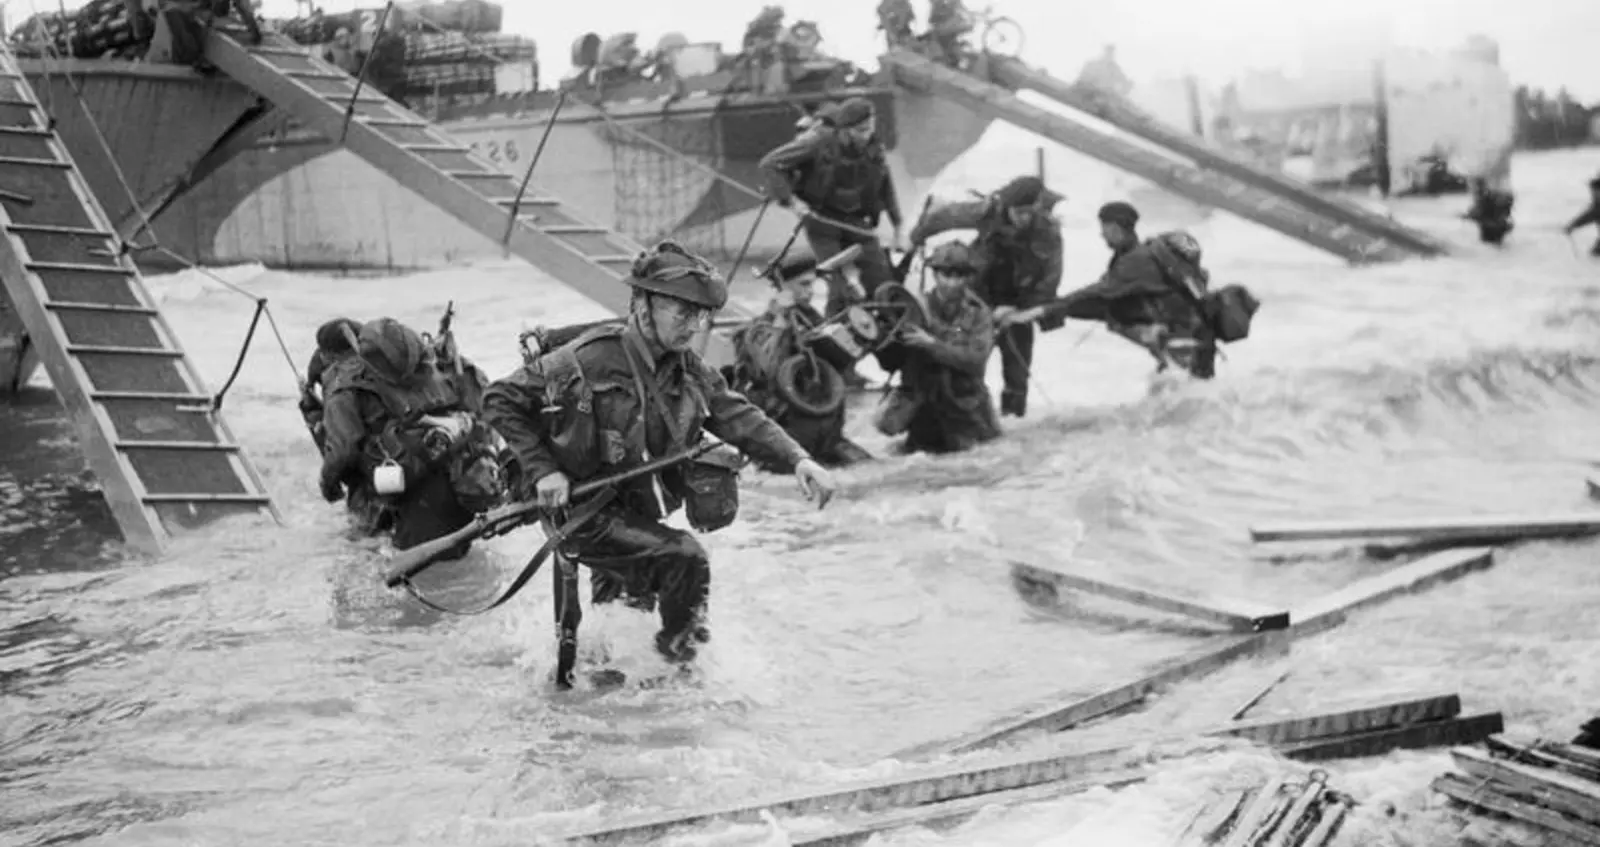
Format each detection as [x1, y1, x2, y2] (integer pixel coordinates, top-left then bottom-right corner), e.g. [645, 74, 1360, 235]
[373, 460, 406, 495]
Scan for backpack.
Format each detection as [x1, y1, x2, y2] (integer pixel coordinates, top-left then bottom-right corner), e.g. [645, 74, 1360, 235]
[1147, 231, 1261, 344]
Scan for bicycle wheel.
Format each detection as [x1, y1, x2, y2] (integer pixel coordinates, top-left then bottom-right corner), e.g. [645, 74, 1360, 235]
[981, 16, 1024, 57]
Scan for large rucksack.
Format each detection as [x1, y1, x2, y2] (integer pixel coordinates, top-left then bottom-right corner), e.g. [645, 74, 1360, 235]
[1146, 231, 1261, 344]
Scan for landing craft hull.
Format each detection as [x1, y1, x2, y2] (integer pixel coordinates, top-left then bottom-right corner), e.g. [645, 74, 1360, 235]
[14, 61, 990, 274]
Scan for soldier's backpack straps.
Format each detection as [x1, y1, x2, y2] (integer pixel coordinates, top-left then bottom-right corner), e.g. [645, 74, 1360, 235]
[534, 323, 625, 413]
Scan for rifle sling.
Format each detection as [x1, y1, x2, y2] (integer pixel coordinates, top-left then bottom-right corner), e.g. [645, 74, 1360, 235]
[399, 488, 616, 616]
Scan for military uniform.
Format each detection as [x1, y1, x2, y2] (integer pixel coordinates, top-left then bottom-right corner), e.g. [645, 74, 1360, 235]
[482, 242, 819, 663]
[911, 175, 1065, 417]
[759, 97, 904, 319]
[877, 245, 1000, 454]
[319, 318, 500, 554]
[1566, 178, 1600, 256]
[1036, 211, 1218, 379]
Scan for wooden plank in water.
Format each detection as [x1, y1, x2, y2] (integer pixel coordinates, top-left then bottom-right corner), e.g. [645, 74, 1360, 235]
[893, 631, 1288, 760]
[1451, 747, 1600, 826]
[558, 694, 1474, 845]
[1289, 548, 1496, 634]
[1279, 712, 1504, 761]
[1011, 560, 1291, 632]
[1433, 772, 1600, 844]
[1250, 513, 1600, 544]
[789, 768, 1151, 847]
[1218, 692, 1461, 746]
[1587, 477, 1600, 500]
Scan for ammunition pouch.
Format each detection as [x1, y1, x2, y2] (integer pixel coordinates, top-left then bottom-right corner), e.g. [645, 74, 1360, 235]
[668, 442, 745, 533]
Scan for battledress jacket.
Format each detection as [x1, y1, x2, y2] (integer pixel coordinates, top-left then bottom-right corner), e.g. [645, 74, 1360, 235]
[1035, 242, 1199, 330]
[899, 286, 1001, 446]
[482, 324, 810, 521]
[758, 128, 904, 228]
[909, 198, 1065, 325]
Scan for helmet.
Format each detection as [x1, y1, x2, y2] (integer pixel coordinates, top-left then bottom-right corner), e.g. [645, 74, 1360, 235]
[359, 317, 427, 379]
[1157, 230, 1202, 264]
[624, 241, 729, 310]
[315, 317, 361, 354]
[925, 241, 977, 272]
[995, 175, 1064, 210]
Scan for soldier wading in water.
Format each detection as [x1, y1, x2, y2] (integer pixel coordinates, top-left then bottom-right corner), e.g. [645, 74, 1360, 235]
[483, 242, 837, 665]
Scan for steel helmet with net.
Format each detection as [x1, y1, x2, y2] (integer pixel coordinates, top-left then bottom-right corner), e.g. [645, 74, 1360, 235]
[359, 317, 427, 379]
[624, 240, 729, 310]
[925, 241, 977, 272]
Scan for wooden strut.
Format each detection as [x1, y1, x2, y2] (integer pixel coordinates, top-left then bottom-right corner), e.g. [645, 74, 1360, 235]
[0, 186, 35, 205]
[554, 692, 1500, 845]
[897, 547, 1496, 760]
[1250, 512, 1600, 545]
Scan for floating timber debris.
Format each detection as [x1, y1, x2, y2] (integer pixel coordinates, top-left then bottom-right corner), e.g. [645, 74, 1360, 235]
[1433, 732, 1600, 844]
[1171, 769, 1355, 847]
[1587, 477, 1600, 501]
[556, 694, 1502, 845]
[1249, 513, 1600, 545]
[901, 548, 1495, 759]
[1011, 559, 1291, 633]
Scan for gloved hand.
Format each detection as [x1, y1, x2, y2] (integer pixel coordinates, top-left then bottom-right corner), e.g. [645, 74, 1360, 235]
[534, 471, 572, 510]
[319, 473, 344, 503]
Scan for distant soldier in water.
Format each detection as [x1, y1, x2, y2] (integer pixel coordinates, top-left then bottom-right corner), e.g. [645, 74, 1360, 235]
[318, 318, 505, 557]
[875, 242, 1000, 454]
[910, 175, 1065, 418]
[759, 96, 906, 322]
[1565, 176, 1600, 257]
[1012, 202, 1259, 380]
[1463, 178, 1515, 246]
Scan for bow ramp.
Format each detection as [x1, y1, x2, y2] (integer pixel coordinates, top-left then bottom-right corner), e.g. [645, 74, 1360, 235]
[0, 44, 278, 554]
[882, 51, 1450, 265]
[200, 29, 642, 317]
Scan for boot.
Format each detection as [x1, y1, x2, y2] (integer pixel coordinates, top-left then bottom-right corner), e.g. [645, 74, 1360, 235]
[1000, 390, 1027, 418]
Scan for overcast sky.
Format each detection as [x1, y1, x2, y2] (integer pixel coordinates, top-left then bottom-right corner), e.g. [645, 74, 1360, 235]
[27, 0, 1600, 100]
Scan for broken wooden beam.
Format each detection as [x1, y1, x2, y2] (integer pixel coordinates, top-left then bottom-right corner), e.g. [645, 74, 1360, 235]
[1011, 559, 1290, 632]
[1279, 712, 1504, 761]
[891, 631, 1287, 760]
[789, 768, 1151, 847]
[1434, 771, 1600, 844]
[1250, 513, 1600, 545]
[1450, 746, 1600, 827]
[904, 549, 1494, 760]
[1288, 547, 1495, 634]
[559, 695, 1474, 844]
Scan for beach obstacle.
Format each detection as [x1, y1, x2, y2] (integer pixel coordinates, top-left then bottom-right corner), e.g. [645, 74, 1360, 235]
[1249, 513, 1600, 546]
[1011, 559, 1290, 633]
[1434, 735, 1600, 844]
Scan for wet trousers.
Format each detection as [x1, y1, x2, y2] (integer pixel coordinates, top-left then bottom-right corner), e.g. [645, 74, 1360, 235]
[567, 503, 711, 659]
[996, 323, 1034, 417]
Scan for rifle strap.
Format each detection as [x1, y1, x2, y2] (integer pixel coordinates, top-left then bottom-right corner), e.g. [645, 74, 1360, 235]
[399, 488, 616, 616]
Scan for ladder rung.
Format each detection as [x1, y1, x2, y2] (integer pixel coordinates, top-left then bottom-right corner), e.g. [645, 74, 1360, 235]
[27, 261, 130, 274]
[491, 197, 559, 207]
[0, 126, 50, 137]
[66, 344, 184, 357]
[8, 223, 112, 237]
[592, 254, 635, 264]
[448, 170, 510, 180]
[142, 493, 272, 504]
[250, 45, 316, 57]
[0, 98, 37, 108]
[47, 301, 159, 315]
[404, 143, 468, 153]
[117, 440, 238, 451]
[286, 70, 350, 81]
[364, 118, 429, 128]
[93, 390, 211, 402]
[0, 155, 67, 168]
[328, 95, 393, 107]
[543, 225, 608, 235]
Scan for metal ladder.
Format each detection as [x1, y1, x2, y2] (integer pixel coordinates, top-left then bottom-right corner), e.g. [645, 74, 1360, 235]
[884, 51, 1426, 265]
[0, 43, 279, 554]
[200, 28, 643, 317]
[989, 56, 1448, 260]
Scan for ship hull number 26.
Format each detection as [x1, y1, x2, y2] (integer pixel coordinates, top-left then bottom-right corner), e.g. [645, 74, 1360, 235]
[467, 137, 522, 168]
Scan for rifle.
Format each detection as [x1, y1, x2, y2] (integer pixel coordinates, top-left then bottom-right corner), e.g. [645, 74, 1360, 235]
[383, 441, 719, 587]
[435, 300, 461, 376]
[893, 194, 936, 283]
